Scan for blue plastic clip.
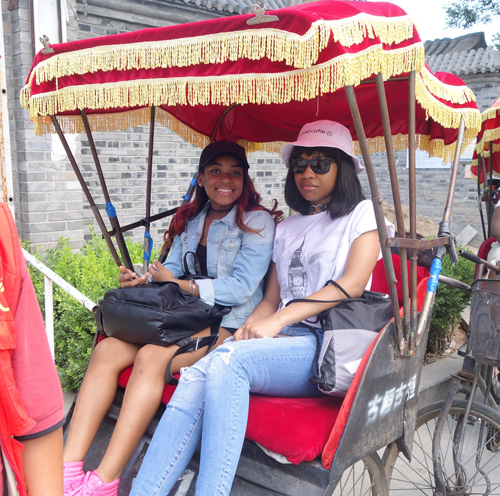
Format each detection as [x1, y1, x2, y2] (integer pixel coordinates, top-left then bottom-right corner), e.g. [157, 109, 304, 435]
[190, 176, 198, 186]
[105, 201, 117, 218]
[182, 195, 190, 201]
[143, 231, 153, 262]
[426, 258, 442, 293]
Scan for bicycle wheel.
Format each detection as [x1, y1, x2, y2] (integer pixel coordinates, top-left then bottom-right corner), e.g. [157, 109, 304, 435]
[490, 367, 500, 404]
[328, 453, 388, 496]
[383, 400, 500, 495]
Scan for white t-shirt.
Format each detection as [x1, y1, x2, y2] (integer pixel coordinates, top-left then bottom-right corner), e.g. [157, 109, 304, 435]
[272, 200, 395, 322]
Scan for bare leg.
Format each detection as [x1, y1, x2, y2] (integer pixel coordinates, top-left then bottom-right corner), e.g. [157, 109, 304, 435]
[95, 328, 232, 483]
[63, 338, 141, 463]
[23, 427, 63, 496]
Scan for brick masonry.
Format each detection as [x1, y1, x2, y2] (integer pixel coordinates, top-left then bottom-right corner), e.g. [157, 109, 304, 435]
[3, 0, 500, 255]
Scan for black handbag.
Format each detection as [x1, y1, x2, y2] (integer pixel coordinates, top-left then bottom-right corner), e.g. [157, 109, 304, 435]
[286, 280, 393, 396]
[95, 253, 230, 384]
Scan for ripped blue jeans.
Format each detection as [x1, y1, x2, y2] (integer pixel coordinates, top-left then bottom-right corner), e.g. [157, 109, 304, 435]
[130, 325, 322, 496]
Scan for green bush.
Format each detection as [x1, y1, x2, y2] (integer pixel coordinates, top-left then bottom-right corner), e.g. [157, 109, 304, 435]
[428, 252, 475, 353]
[25, 231, 159, 391]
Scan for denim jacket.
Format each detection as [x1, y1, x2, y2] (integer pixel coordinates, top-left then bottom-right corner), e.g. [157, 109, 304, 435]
[164, 203, 275, 329]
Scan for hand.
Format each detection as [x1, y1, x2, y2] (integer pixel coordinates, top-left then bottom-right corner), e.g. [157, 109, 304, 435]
[233, 315, 283, 341]
[117, 266, 149, 288]
[148, 260, 175, 282]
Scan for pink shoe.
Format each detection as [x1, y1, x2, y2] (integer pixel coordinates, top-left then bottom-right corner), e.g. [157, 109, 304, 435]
[63, 461, 85, 496]
[82, 471, 119, 496]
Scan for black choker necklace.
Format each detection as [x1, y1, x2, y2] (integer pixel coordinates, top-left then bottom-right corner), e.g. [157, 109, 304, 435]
[309, 201, 332, 214]
[210, 205, 233, 213]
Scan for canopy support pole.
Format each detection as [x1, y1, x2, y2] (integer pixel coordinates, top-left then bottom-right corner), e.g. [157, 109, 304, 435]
[144, 106, 156, 274]
[375, 73, 410, 346]
[345, 85, 404, 351]
[408, 71, 418, 349]
[488, 141, 494, 238]
[416, 117, 466, 347]
[478, 155, 487, 240]
[50, 115, 124, 268]
[80, 110, 133, 270]
[210, 104, 238, 143]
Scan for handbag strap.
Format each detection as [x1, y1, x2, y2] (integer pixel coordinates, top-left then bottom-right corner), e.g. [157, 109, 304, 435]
[284, 280, 366, 307]
[164, 320, 221, 385]
[183, 251, 202, 276]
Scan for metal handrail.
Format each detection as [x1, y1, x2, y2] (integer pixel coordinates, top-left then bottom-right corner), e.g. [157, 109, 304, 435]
[22, 248, 97, 359]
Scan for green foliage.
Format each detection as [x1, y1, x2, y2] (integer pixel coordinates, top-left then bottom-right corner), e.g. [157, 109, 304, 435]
[428, 252, 475, 353]
[445, 0, 499, 48]
[493, 33, 500, 50]
[445, 0, 500, 28]
[25, 230, 159, 391]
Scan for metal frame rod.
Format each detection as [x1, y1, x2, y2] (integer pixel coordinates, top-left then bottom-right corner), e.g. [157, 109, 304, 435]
[481, 152, 490, 237]
[80, 110, 133, 269]
[143, 106, 156, 273]
[110, 207, 180, 236]
[478, 155, 487, 240]
[50, 115, 123, 267]
[488, 141, 494, 238]
[443, 116, 466, 223]
[408, 71, 418, 349]
[210, 104, 238, 143]
[415, 117, 466, 346]
[345, 85, 404, 350]
[375, 73, 410, 344]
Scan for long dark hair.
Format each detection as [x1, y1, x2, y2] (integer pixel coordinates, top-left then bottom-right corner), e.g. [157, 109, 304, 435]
[284, 146, 365, 220]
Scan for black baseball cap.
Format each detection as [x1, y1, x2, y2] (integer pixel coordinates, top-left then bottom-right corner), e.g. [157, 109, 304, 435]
[198, 140, 250, 171]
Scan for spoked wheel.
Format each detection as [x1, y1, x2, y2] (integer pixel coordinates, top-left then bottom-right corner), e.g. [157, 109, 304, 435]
[329, 453, 388, 496]
[490, 367, 500, 405]
[383, 400, 500, 495]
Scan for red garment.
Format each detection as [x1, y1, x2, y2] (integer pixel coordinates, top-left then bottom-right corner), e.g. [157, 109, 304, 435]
[0, 204, 64, 495]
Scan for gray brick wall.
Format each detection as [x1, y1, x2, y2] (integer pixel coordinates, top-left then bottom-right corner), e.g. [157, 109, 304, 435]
[3, 0, 500, 254]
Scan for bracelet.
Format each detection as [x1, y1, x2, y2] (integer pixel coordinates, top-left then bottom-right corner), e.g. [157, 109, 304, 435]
[192, 279, 197, 295]
[190, 279, 196, 295]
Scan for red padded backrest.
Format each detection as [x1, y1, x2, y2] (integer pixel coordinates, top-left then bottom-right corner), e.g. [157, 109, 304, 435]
[370, 254, 430, 306]
[475, 237, 496, 278]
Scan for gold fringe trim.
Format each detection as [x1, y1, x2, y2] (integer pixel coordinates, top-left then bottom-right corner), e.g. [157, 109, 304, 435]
[415, 72, 481, 146]
[475, 126, 500, 155]
[325, 14, 415, 47]
[420, 66, 476, 105]
[482, 105, 500, 121]
[22, 14, 417, 101]
[26, 42, 425, 123]
[32, 106, 478, 165]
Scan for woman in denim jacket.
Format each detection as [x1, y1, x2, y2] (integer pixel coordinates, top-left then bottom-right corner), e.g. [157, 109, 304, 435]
[62, 141, 281, 496]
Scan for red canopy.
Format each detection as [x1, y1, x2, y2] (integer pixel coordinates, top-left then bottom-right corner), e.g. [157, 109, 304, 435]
[471, 96, 500, 183]
[21, 0, 480, 162]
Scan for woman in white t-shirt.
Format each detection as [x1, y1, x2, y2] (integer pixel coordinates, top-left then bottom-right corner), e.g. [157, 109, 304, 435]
[131, 120, 394, 496]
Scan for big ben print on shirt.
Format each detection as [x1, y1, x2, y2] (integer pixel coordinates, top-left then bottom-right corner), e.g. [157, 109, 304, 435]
[288, 236, 307, 299]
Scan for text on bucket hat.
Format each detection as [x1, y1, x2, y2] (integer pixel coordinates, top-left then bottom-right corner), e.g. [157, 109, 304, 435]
[199, 140, 250, 171]
[281, 120, 363, 174]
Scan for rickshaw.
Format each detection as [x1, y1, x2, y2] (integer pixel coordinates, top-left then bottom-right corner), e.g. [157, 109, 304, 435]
[21, 1, 482, 494]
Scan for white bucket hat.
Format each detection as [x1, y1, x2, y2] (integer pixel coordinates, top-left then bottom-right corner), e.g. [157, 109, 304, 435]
[281, 120, 364, 174]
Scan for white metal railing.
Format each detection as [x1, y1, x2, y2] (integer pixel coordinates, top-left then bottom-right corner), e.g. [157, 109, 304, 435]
[22, 248, 97, 359]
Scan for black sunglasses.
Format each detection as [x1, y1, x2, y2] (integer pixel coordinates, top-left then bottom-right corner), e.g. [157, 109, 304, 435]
[290, 158, 334, 174]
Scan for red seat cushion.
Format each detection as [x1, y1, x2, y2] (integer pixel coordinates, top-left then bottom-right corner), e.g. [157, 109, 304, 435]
[371, 255, 430, 306]
[475, 237, 496, 278]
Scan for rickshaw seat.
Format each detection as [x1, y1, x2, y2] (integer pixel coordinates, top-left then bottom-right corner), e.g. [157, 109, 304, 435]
[114, 255, 429, 466]
[475, 236, 496, 278]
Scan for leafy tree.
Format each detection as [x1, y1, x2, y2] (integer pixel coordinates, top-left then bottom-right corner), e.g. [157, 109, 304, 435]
[445, 0, 500, 49]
